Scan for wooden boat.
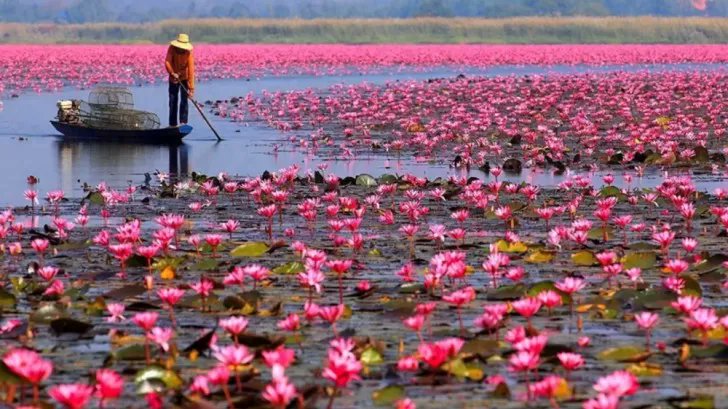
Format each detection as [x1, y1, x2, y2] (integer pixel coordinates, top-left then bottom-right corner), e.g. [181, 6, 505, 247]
[50, 121, 192, 144]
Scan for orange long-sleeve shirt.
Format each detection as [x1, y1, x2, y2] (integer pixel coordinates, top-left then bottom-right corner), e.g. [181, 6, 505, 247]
[165, 46, 195, 92]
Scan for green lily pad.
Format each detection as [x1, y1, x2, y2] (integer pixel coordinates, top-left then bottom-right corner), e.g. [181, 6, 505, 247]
[399, 283, 425, 294]
[487, 284, 526, 301]
[86, 191, 105, 206]
[443, 358, 484, 381]
[524, 249, 556, 263]
[50, 318, 93, 335]
[493, 240, 528, 254]
[109, 344, 147, 362]
[378, 174, 398, 185]
[527, 281, 572, 304]
[372, 385, 405, 406]
[360, 347, 384, 366]
[588, 227, 613, 241]
[272, 261, 305, 275]
[600, 186, 623, 198]
[633, 289, 677, 310]
[682, 276, 702, 297]
[134, 365, 184, 390]
[667, 395, 715, 409]
[622, 251, 657, 270]
[571, 250, 598, 266]
[0, 287, 17, 309]
[598, 345, 651, 362]
[29, 303, 66, 323]
[460, 339, 499, 359]
[0, 361, 23, 384]
[191, 258, 219, 271]
[230, 242, 270, 257]
[694, 254, 728, 273]
[355, 174, 378, 187]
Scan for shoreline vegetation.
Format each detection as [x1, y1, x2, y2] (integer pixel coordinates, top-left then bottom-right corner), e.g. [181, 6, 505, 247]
[3, 17, 728, 44]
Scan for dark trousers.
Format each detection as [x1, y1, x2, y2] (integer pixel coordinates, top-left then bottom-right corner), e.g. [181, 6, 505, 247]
[168, 80, 189, 126]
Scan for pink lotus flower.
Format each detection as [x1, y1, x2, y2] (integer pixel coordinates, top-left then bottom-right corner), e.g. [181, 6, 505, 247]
[49, 384, 95, 409]
[132, 312, 158, 332]
[262, 376, 297, 409]
[593, 370, 639, 397]
[277, 313, 301, 332]
[147, 327, 174, 352]
[95, 369, 124, 402]
[557, 352, 584, 371]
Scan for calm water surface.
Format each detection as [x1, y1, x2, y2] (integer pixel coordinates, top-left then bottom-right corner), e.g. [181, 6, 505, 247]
[0, 64, 726, 204]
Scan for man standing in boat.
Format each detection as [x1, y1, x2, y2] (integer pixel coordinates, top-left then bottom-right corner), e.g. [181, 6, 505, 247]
[165, 34, 195, 127]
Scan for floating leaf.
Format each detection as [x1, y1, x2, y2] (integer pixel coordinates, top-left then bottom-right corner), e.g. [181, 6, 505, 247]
[493, 240, 528, 254]
[588, 227, 613, 241]
[378, 174, 398, 185]
[598, 345, 651, 362]
[0, 361, 23, 384]
[55, 240, 91, 251]
[626, 362, 663, 377]
[360, 347, 384, 366]
[571, 250, 598, 266]
[694, 254, 728, 273]
[487, 284, 526, 301]
[230, 242, 270, 257]
[50, 318, 93, 335]
[667, 395, 715, 409]
[383, 299, 416, 316]
[183, 328, 216, 356]
[372, 385, 405, 406]
[272, 261, 305, 275]
[29, 303, 65, 323]
[693, 146, 709, 163]
[355, 174, 377, 187]
[103, 284, 146, 301]
[134, 365, 184, 390]
[86, 191, 105, 206]
[524, 250, 556, 264]
[682, 276, 702, 297]
[628, 242, 660, 250]
[600, 186, 623, 198]
[368, 248, 383, 257]
[0, 287, 17, 309]
[222, 295, 245, 310]
[460, 339, 499, 359]
[399, 283, 425, 294]
[491, 381, 511, 399]
[109, 344, 147, 362]
[621, 251, 657, 270]
[527, 281, 571, 304]
[444, 358, 483, 381]
[633, 289, 676, 310]
[191, 258, 219, 271]
[690, 344, 728, 359]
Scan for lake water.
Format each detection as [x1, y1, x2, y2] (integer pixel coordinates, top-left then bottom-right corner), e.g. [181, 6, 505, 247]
[0, 64, 726, 204]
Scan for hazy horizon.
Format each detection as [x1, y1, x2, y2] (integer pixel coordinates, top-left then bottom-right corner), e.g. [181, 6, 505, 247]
[0, 0, 719, 23]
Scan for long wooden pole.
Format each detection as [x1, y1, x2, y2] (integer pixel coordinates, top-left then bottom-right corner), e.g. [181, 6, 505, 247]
[178, 82, 223, 141]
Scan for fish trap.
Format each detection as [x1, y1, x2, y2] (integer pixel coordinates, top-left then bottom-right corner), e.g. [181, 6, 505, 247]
[58, 86, 160, 130]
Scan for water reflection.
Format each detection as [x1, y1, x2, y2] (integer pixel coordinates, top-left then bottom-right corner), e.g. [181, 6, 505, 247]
[56, 140, 189, 193]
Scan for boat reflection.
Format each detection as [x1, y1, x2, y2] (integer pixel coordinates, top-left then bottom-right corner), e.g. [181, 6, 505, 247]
[56, 140, 189, 192]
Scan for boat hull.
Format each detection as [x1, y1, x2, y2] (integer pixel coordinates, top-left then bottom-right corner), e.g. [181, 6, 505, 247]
[50, 121, 192, 144]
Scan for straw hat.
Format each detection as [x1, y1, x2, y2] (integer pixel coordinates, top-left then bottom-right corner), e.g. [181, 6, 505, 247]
[170, 33, 193, 51]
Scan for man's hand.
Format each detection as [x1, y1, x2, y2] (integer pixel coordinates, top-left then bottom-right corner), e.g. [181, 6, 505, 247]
[171, 73, 180, 81]
[188, 90, 194, 99]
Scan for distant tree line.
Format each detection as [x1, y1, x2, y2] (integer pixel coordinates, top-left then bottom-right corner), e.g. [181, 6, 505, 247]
[0, 0, 724, 23]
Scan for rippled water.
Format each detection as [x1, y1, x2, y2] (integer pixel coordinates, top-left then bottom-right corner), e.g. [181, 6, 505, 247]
[0, 64, 726, 204]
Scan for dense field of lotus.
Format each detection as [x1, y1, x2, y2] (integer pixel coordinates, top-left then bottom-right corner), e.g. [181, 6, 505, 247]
[0, 166, 727, 409]
[219, 70, 728, 175]
[2, 44, 728, 96]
